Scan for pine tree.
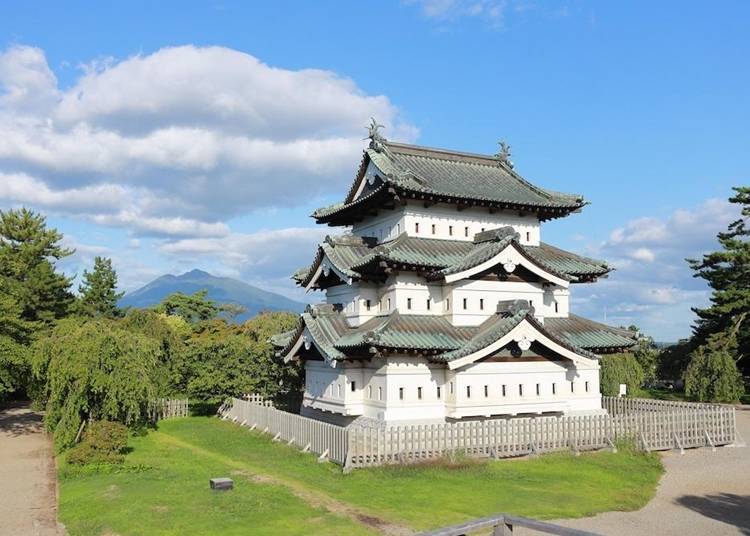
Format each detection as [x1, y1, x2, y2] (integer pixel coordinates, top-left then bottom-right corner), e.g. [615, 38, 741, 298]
[687, 186, 750, 372]
[0, 208, 74, 324]
[78, 257, 124, 318]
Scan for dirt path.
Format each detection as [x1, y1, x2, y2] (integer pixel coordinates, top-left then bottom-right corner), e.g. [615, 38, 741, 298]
[556, 405, 750, 536]
[0, 402, 64, 536]
[158, 432, 413, 536]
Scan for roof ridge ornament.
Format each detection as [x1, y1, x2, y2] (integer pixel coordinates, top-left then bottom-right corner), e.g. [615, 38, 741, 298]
[365, 118, 387, 151]
[495, 140, 514, 169]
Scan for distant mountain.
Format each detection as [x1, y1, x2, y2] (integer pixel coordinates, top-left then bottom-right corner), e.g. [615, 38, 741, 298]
[120, 269, 306, 322]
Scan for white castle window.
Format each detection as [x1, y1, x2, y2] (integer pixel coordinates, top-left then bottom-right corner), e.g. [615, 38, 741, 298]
[378, 387, 382, 401]
[502, 384, 507, 397]
[449, 225, 453, 236]
[407, 298, 412, 310]
[552, 383, 557, 395]
[437, 386, 442, 399]
[417, 387, 422, 400]
[399, 387, 404, 400]
[426, 298, 431, 310]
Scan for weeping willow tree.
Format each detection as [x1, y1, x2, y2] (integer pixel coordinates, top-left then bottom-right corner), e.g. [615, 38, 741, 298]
[32, 317, 163, 451]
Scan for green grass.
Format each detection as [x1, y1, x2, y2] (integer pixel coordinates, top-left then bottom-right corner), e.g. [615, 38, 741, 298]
[59, 417, 665, 535]
[642, 387, 690, 401]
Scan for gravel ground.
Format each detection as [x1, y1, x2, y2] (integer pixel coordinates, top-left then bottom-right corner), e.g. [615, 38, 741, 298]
[555, 405, 750, 536]
[0, 403, 65, 536]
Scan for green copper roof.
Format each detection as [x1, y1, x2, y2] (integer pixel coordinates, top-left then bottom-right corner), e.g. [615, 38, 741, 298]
[276, 304, 634, 363]
[314, 141, 586, 224]
[545, 314, 638, 351]
[294, 230, 610, 288]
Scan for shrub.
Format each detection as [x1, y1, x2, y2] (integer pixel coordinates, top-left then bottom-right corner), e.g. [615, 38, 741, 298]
[67, 421, 128, 465]
[600, 353, 645, 396]
[684, 331, 744, 403]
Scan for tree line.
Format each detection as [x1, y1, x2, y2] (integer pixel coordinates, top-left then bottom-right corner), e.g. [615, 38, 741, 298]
[0, 208, 300, 451]
[600, 187, 748, 402]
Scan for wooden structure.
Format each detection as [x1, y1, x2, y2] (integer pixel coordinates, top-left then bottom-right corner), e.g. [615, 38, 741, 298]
[219, 395, 738, 471]
[150, 398, 189, 422]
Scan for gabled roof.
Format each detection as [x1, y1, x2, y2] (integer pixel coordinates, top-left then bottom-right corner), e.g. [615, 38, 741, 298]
[294, 229, 610, 289]
[276, 303, 635, 364]
[313, 140, 586, 225]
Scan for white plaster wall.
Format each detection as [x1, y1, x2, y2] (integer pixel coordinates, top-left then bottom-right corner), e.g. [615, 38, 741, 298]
[325, 282, 381, 326]
[351, 202, 542, 245]
[303, 357, 602, 423]
[446, 360, 601, 418]
[448, 279, 546, 326]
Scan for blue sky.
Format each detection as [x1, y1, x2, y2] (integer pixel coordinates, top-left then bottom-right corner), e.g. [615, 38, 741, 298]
[0, 1, 747, 341]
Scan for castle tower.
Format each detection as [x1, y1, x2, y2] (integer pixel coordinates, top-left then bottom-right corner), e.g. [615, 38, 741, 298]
[275, 124, 635, 425]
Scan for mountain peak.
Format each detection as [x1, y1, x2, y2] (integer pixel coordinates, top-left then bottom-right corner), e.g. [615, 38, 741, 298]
[121, 270, 307, 321]
[181, 269, 212, 278]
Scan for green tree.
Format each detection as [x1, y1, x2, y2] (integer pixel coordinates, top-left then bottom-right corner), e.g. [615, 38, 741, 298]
[687, 186, 750, 373]
[599, 353, 645, 397]
[684, 319, 745, 402]
[78, 256, 123, 318]
[32, 317, 162, 451]
[154, 290, 221, 323]
[0, 208, 74, 324]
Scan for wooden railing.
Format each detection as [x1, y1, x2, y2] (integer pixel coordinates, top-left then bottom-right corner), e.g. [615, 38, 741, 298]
[220, 396, 738, 471]
[219, 397, 348, 465]
[150, 398, 189, 422]
[419, 513, 601, 535]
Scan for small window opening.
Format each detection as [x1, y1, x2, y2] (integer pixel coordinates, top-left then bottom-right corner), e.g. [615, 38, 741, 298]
[417, 387, 423, 400]
[552, 383, 557, 395]
[526, 231, 530, 242]
[368, 386, 372, 398]
[351, 381, 356, 392]
[426, 298, 431, 310]
[481, 227, 485, 232]
[407, 297, 412, 310]
[366, 299, 371, 311]
[585, 381, 590, 393]
[536, 383, 540, 396]
[484, 385, 489, 397]
[466, 386, 471, 398]
[437, 386, 442, 399]
[519, 384, 524, 397]
[378, 387, 382, 401]
[446, 298, 450, 310]
[399, 387, 404, 400]
[450, 381, 454, 394]
[479, 298, 484, 310]
[431, 224, 436, 235]
[449, 225, 453, 236]
[387, 298, 391, 310]
[570, 381, 575, 393]
[415, 222, 419, 233]
[464, 226, 469, 237]
[502, 384, 507, 397]
[462, 298, 468, 310]
[554, 302, 559, 313]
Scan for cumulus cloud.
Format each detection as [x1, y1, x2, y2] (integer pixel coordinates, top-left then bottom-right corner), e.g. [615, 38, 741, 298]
[572, 198, 738, 341]
[0, 44, 417, 233]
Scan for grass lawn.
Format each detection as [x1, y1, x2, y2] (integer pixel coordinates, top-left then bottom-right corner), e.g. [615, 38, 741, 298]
[59, 417, 664, 535]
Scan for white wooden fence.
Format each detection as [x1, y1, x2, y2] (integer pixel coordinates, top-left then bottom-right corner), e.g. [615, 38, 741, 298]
[220, 397, 348, 465]
[219, 396, 738, 471]
[150, 398, 189, 422]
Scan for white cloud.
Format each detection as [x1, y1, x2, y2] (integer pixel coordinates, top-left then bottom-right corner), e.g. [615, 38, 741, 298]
[0, 44, 417, 233]
[573, 198, 738, 341]
[410, 0, 508, 23]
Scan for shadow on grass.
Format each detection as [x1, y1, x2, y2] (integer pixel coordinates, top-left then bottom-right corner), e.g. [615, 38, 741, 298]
[675, 493, 750, 535]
